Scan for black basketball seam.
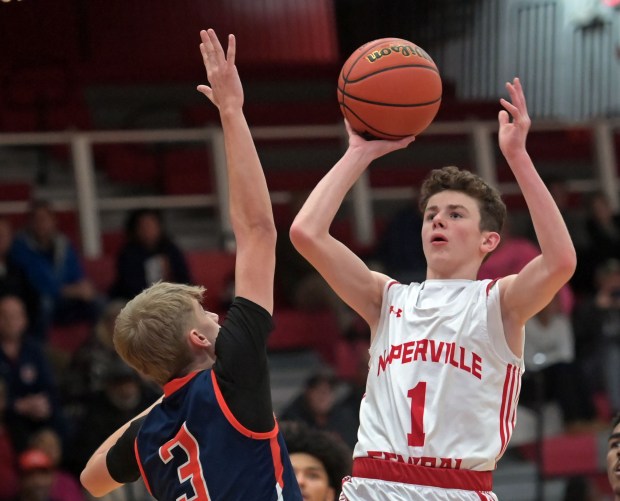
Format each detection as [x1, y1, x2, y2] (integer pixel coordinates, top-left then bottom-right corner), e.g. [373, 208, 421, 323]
[343, 63, 440, 84]
[337, 88, 441, 108]
[340, 103, 411, 139]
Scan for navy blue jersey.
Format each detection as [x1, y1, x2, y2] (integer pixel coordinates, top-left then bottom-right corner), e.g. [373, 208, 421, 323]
[107, 297, 302, 501]
[136, 370, 299, 500]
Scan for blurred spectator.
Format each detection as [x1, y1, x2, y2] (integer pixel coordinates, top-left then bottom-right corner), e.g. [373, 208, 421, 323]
[0, 217, 40, 330]
[27, 428, 84, 501]
[0, 378, 19, 501]
[280, 420, 352, 501]
[15, 448, 58, 501]
[371, 187, 425, 284]
[585, 191, 620, 262]
[9, 200, 98, 335]
[109, 209, 191, 301]
[520, 293, 599, 432]
[67, 359, 159, 477]
[61, 300, 127, 422]
[0, 295, 66, 451]
[280, 371, 359, 449]
[479, 216, 575, 314]
[607, 413, 620, 501]
[577, 191, 620, 295]
[573, 258, 620, 415]
[275, 193, 353, 332]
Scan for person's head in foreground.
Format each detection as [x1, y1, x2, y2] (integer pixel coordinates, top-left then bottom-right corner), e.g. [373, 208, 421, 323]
[280, 420, 352, 501]
[418, 165, 506, 278]
[608, 413, 620, 499]
[113, 281, 220, 386]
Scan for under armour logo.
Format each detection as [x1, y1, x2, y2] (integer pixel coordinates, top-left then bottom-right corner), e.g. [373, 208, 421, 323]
[389, 306, 402, 318]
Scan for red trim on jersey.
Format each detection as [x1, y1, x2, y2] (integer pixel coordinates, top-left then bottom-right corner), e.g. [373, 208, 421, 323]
[210, 370, 278, 439]
[497, 364, 521, 461]
[485, 279, 499, 296]
[163, 371, 200, 397]
[134, 438, 153, 495]
[387, 280, 400, 290]
[352, 457, 493, 491]
[269, 435, 285, 490]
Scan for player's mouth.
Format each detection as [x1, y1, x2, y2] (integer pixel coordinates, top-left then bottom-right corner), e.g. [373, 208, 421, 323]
[430, 233, 448, 245]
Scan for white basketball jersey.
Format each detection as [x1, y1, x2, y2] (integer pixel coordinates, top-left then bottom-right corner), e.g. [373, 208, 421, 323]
[349, 279, 523, 497]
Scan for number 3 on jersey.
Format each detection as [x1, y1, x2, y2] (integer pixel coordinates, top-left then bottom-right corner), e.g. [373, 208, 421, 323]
[160, 422, 210, 501]
[407, 382, 427, 447]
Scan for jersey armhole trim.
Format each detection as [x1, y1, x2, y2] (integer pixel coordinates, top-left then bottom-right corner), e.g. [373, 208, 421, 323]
[134, 438, 153, 496]
[211, 370, 278, 439]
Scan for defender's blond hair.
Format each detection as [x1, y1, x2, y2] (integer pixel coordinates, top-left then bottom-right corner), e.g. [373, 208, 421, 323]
[113, 282, 205, 386]
[419, 166, 506, 234]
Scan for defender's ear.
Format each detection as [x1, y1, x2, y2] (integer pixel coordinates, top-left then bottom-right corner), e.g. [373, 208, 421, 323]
[481, 231, 501, 254]
[188, 329, 210, 348]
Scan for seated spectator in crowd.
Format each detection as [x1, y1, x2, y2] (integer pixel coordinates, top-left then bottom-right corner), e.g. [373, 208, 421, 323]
[15, 448, 58, 501]
[28, 428, 84, 501]
[275, 193, 354, 334]
[371, 187, 425, 284]
[280, 371, 359, 449]
[0, 217, 40, 331]
[109, 209, 191, 301]
[573, 258, 620, 416]
[67, 359, 159, 478]
[9, 200, 98, 334]
[479, 216, 575, 314]
[520, 293, 600, 432]
[0, 378, 19, 501]
[280, 420, 352, 501]
[0, 295, 66, 451]
[61, 300, 127, 423]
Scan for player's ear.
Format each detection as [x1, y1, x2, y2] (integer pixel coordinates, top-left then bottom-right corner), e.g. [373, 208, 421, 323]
[188, 329, 210, 348]
[481, 231, 501, 254]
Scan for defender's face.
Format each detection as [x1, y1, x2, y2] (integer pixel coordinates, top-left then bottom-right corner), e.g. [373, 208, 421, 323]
[421, 190, 486, 277]
[192, 300, 220, 345]
[290, 452, 335, 501]
[607, 423, 620, 498]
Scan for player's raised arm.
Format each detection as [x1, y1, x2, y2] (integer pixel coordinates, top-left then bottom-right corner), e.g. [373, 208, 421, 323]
[197, 29, 276, 313]
[496, 78, 576, 347]
[290, 121, 414, 334]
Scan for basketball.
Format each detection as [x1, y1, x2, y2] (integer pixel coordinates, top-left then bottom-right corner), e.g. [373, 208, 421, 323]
[337, 38, 442, 140]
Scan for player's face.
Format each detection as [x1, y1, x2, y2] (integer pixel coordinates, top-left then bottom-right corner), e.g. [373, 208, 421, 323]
[607, 423, 620, 498]
[421, 190, 487, 278]
[192, 300, 220, 344]
[290, 452, 335, 501]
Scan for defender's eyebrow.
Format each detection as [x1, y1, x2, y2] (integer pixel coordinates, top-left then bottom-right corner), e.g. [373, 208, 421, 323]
[425, 204, 470, 213]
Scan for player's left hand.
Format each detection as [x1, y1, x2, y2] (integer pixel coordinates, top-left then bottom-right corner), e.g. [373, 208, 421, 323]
[498, 77, 531, 159]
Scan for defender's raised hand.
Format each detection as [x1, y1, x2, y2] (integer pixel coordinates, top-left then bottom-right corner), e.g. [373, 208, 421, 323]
[197, 29, 243, 112]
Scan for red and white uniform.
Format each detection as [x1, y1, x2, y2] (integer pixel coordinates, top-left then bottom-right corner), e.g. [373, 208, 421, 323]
[341, 279, 523, 500]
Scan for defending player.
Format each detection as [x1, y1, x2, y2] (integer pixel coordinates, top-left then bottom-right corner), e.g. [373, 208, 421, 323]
[80, 29, 302, 500]
[289, 78, 576, 500]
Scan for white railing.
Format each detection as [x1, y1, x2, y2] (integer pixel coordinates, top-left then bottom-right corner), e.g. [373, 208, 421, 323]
[0, 118, 618, 258]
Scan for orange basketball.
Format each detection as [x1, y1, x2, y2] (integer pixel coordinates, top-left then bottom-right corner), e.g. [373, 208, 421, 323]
[337, 37, 442, 140]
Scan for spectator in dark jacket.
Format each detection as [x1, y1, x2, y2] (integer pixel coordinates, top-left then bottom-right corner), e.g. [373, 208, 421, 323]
[109, 209, 191, 300]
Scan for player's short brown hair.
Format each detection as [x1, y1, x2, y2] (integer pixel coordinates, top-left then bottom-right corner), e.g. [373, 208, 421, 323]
[113, 281, 205, 386]
[418, 166, 506, 234]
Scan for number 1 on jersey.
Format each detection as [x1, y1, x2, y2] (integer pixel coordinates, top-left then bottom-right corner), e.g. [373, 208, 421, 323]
[407, 382, 426, 447]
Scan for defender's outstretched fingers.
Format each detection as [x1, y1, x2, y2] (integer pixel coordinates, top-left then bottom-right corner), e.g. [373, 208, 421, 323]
[226, 34, 236, 66]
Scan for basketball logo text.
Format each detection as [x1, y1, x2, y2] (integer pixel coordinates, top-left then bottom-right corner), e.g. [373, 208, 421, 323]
[366, 45, 432, 64]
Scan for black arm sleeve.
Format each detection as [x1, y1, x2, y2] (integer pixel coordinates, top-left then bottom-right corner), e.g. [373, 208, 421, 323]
[213, 297, 275, 433]
[106, 416, 146, 484]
